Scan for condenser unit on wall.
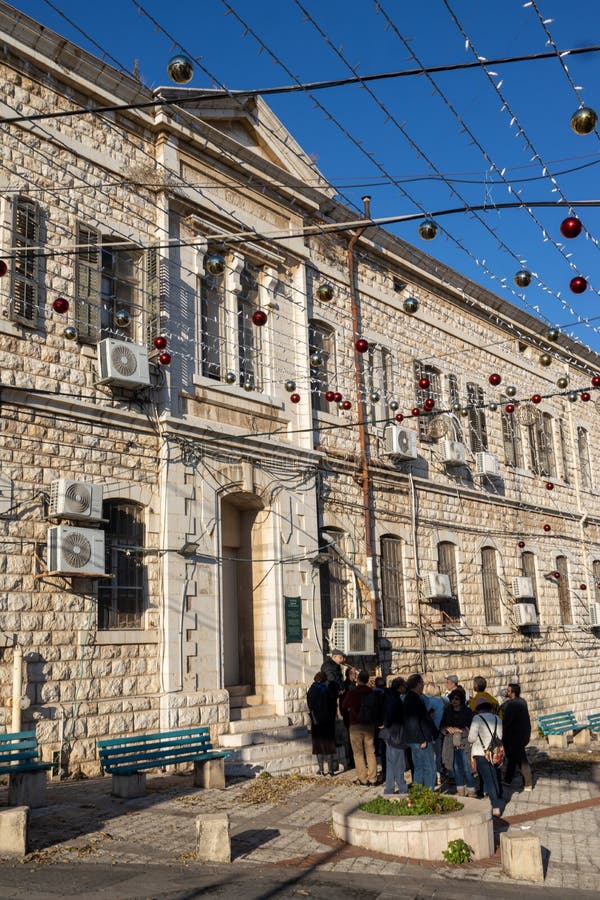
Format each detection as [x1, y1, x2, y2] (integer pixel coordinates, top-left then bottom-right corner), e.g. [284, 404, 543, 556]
[97, 339, 150, 388]
[49, 479, 103, 522]
[384, 426, 418, 459]
[330, 618, 374, 655]
[514, 602, 538, 627]
[424, 572, 452, 600]
[441, 440, 467, 466]
[589, 602, 600, 628]
[512, 577, 535, 600]
[47, 525, 105, 575]
[475, 452, 500, 478]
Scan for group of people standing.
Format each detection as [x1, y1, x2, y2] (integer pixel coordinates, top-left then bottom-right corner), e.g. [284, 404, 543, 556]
[307, 654, 533, 818]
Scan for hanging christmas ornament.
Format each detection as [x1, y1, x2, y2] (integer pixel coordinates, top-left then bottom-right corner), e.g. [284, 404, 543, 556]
[460, 407, 470, 417]
[552, 571, 561, 580]
[546, 482, 554, 490]
[488, 402, 498, 412]
[580, 584, 587, 591]
[355, 338, 369, 353]
[290, 393, 301, 404]
[570, 276, 587, 294]
[63, 326, 78, 341]
[411, 407, 420, 417]
[539, 353, 552, 367]
[316, 283, 334, 302]
[225, 372, 237, 384]
[518, 541, 526, 549]
[514, 269, 532, 288]
[543, 524, 551, 532]
[423, 398, 435, 412]
[243, 379, 254, 392]
[581, 392, 591, 402]
[506, 385, 517, 397]
[545, 328, 560, 342]
[309, 351, 323, 368]
[518, 403, 540, 426]
[285, 380, 296, 392]
[167, 54, 194, 85]
[342, 400, 352, 410]
[0, 260, 7, 277]
[333, 392, 343, 403]
[560, 216, 583, 239]
[389, 399, 399, 411]
[52, 297, 69, 314]
[531, 394, 542, 404]
[418, 377, 430, 390]
[158, 352, 172, 366]
[370, 390, 380, 403]
[252, 309, 268, 327]
[418, 218, 437, 240]
[115, 309, 131, 328]
[591, 375, 600, 387]
[505, 404, 515, 414]
[395, 413, 404, 423]
[452, 403, 462, 414]
[567, 391, 578, 402]
[153, 336, 168, 350]
[570, 106, 598, 135]
[325, 390, 335, 402]
[556, 376, 569, 390]
[403, 296, 419, 314]
[205, 253, 226, 276]
[489, 373, 502, 387]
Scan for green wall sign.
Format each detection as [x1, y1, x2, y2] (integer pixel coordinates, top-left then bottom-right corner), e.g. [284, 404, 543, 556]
[284, 595, 302, 643]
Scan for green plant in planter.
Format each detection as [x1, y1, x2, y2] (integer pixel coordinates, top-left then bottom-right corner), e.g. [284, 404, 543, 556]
[442, 838, 474, 864]
[360, 784, 463, 817]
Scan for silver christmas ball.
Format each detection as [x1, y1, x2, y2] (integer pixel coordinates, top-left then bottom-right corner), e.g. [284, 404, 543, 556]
[556, 376, 569, 390]
[514, 269, 532, 288]
[488, 402, 498, 412]
[460, 407, 469, 417]
[389, 399, 399, 411]
[567, 391, 578, 402]
[167, 54, 194, 85]
[285, 380, 297, 393]
[225, 371, 237, 384]
[570, 106, 598, 136]
[403, 297, 419, 314]
[370, 391, 380, 403]
[540, 353, 552, 367]
[546, 328, 559, 342]
[418, 218, 438, 241]
[205, 253, 226, 276]
[63, 325, 78, 341]
[115, 309, 131, 328]
[506, 385, 517, 397]
[243, 379, 254, 392]
[316, 283, 334, 302]
[310, 351, 323, 368]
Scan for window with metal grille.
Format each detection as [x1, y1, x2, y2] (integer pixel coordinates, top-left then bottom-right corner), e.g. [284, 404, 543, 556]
[521, 551, 539, 613]
[200, 256, 225, 380]
[319, 529, 353, 629]
[466, 383, 488, 452]
[367, 345, 393, 427]
[481, 546, 502, 625]
[98, 501, 146, 629]
[527, 414, 556, 477]
[380, 535, 405, 627]
[577, 426, 592, 491]
[309, 320, 335, 413]
[237, 262, 262, 391]
[557, 418, 569, 483]
[415, 362, 442, 441]
[11, 196, 41, 326]
[437, 541, 461, 620]
[501, 404, 523, 467]
[555, 555, 572, 624]
[593, 560, 600, 603]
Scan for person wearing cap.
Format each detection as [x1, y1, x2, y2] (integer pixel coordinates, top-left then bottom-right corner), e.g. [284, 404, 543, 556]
[443, 674, 462, 702]
[321, 650, 345, 697]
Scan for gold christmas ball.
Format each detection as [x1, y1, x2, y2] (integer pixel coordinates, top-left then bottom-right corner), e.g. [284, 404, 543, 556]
[506, 385, 517, 397]
[539, 353, 552, 367]
[115, 309, 131, 328]
[418, 218, 438, 241]
[310, 352, 323, 368]
[205, 253, 226, 276]
[514, 269, 532, 288]
[567, 391, 578, 402]
[488, 402, 498, 412]
[546, 328, 559, 342]
[316, 283, 334, 302]
[167, 54, 194, 85]
[556, 376, 569, 390]
[570, 106, 598, 136]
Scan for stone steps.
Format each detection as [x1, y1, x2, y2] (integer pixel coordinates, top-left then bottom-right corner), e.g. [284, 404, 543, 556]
[225, 737, 313, 765]
[228, 694, 264, 709]
[218, 724, 308, 749]
[229, 704, 276, 721]
[227, 715, 290, 735]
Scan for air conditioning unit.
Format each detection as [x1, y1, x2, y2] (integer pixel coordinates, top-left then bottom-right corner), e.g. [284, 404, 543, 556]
[475, 452, 500, 478]
[330, 618, 374, 655]
[441, 440, 467, 466]
[49, 479, 103, 522]
[47, 525, 105, 575]
[512, 577, 534, 600]
[97, 339, 150, 388]
[384, 426, 418, 459]
[514, 602, 538, 627]
[589, 602, 600, 628]
[424, 572, 452, 599]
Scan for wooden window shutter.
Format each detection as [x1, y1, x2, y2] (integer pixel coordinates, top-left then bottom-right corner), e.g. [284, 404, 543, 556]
[145, 247, 161, 350]
[75, 224, 101, 343]
[11, 197, 40, 326]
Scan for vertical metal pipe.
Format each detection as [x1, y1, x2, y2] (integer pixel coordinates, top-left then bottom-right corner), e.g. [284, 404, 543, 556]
[12, 644, 23, 733]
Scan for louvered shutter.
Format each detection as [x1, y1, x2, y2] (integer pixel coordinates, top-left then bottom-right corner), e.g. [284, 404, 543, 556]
[11, 197, 40, 326]
[75, 224, 101, 343]
[145, 247, 161, 350]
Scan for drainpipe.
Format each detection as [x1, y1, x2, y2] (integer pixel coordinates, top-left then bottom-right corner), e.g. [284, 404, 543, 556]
[346, 196, 376, 627]
[11, 644, 23, 733]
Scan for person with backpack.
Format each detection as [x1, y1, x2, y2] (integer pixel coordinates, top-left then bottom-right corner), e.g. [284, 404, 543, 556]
[380, 677, 408, 795]
[468, 698, 504, 816]
[342, 669, 377, 785]
[403, 673, 438, 789]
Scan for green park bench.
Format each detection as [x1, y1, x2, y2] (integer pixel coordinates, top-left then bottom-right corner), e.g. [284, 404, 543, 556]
[0, 730, 52, 808]
[538, 711, 590, 748]
[587, 712, 600, 733]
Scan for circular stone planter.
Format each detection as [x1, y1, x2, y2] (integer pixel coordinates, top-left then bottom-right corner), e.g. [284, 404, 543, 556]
[332, 796, 494, 861]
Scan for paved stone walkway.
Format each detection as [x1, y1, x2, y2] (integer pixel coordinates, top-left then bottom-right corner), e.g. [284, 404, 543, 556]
[1, 745, 599, 892]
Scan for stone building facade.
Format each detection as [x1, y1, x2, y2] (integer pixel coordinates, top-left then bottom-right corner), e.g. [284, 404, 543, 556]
[0, 5, 598, 773]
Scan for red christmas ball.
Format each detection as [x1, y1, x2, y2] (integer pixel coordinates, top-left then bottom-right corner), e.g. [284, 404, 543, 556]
[411, 407, 420, 417]
[570, 276, 587, 294]
[531, 394, 542, 404]
[423, 398, 435, 411]
[342, 400, 352, 410]
[153, 335, 168, 350]
[418, 377, 430, 390]
[325, 390, 335, 402]
[0, 260, 8, 277]
[581, 392, 591, 402]
[553, 571, 560, 580]
[591, 375, 600, 387]
[333, 392, 342, 403]
[158, 352, 172, 365]
[489, 373, 502, 386]
[546, 482, 554, 490]
[543, 524, 551, 532]
[252, 309, 268, 326]
[290, 393, 301, 404]
[518, 541, 526, 548]
[560, 216, 583, 239]
[52, 297, 69, 314]
[580, 584, 587, 591]
[505, 403, 515, 414]
[395, 413, 404, 423]
[355, 338, 369, 353]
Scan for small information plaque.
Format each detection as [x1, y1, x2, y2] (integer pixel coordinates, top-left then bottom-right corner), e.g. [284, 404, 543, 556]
[284, 595, 302, 643]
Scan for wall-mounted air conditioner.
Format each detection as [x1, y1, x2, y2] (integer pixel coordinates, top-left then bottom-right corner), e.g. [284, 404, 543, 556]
[49, 479, 103, 522]
[384, 426, 418, 459]
[424, 572, 452, 599]
[512, 577, 535, 600]
[475, 452, 500, 478]
[514, 602, 538, 627]
[47, 525, 105, 575]
[589, 602, 600, 628]
[330, 618, 374, 655]
[441, 440, 467, 466]
[97, 339, 150, 388]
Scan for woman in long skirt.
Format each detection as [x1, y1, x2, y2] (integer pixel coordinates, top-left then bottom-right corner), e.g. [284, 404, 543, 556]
[307, 671, 338, 775]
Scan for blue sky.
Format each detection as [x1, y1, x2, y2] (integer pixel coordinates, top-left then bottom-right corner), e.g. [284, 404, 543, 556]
[14, 0, 600, 351]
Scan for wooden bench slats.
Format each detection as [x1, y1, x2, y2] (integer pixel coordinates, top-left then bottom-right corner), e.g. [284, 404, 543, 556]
[98, 727, 209, 749]
[0, 730, 37, 743]
[539, 711, 586, 735]
[102, 749, 225, 775]
[98, 735, 212, 759]
[98, 727, 228, 779]
[0, 761, 52, 775]
[99, 741, 214, 768]
[0, 730, 51, 777]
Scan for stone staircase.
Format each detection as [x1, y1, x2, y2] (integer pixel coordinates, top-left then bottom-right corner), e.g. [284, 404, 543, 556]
[218, 685, 318, 778]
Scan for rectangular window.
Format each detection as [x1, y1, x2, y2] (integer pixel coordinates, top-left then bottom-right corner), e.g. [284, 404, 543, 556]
[521, 551, 539, 613]
[145, 248, 162, 352]
[481, 546, 502, 625]
[200, 267, 225, 380]
[380, 536, 405, 627]
[555, 555, 572, 624]
[593, 560, 600, 604]
[501, 405, 523, 467]
[415, 362, 442, 441]
[237, 262, 262, 390]
[527, 414, 556, 477]
[558, 419, 569, 483]
[310, 321, 335, 413]
[98, 501, 146, 629]
[437, 541, 461, 621]
[466, 383, 487, 452]
[368, 345, 392, 427]
[101, 241, 141, 338]
[11, 197, 41, 326]
[75, 224, 101, 343]
[577, 426, 592, 490]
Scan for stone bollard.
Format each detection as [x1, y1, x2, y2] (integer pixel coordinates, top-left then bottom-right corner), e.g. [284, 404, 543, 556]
[196, 812, 231, 863]
[500, 830, 544, 883]
[547, 733, 568, 749]
[0, 806, 29, 857]
[573, 728, 590, 748]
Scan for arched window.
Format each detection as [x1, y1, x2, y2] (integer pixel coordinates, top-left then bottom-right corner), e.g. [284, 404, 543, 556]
[577, 427, 592, 491]
[593, 560, 600, 603]
[555, 555, 571, 625]
[481, 546, 502, 625]
[501, 404, 523, 467]
[466, 383, 488, 453]
[237, 262, 262, 390]
[98, 501, 146, 629]
[527, 414, 556, 476]
[521, 551, 539, 613]
[319, 528, 353, 629]
[437, 541, 460, 620]
[368, 345, 393, 427]
[415, 362, 442, 441]
[380, 535, 405, 627]
[200, 252, 226, 380]
[309, 320, 336, 413]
